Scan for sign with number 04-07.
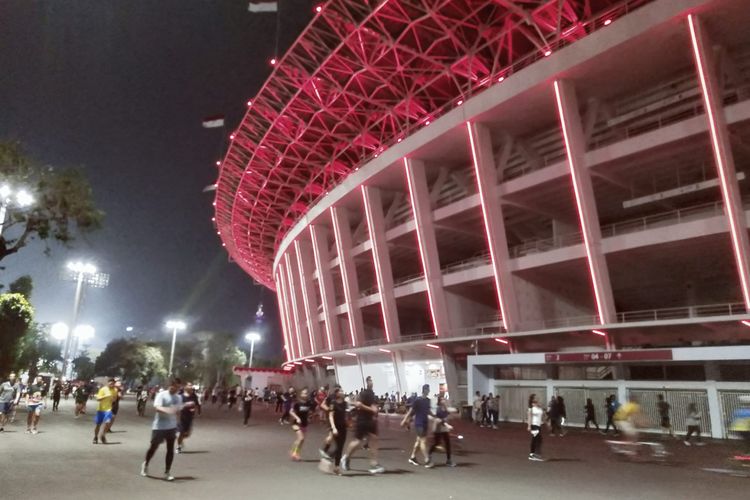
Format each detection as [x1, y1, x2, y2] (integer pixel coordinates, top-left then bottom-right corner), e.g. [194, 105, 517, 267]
[544, 350, 673, 363]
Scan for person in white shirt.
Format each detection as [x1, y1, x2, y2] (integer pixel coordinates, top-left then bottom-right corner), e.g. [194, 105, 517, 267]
[527, 394, 546, 461]
[141, 378, 183, 481]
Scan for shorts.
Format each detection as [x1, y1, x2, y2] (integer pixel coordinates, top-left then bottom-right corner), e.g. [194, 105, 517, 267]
[179, 416, 193, 434]
[95, 410, 113, 425]
[618, 420, 637, 439]
[355, 420, 377, 440]
[0, 402, 12, 414]
[660, 416, 670, 428]
[415, 425, 428, 438]
[150, 428, 177, 444]
[27, 404, 42, 415]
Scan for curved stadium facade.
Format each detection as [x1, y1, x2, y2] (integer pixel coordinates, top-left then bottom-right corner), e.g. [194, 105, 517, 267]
[215, 0, 750, 436]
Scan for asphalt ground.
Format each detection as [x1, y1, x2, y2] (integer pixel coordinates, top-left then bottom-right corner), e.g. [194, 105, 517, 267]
[0, 397, 747, 500]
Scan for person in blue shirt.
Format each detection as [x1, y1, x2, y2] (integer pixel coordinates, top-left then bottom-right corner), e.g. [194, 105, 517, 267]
[401, 384, 434, 468]
[140, 378, 182, 481]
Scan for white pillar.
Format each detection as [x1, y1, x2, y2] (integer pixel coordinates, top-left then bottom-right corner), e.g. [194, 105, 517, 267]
[553, 80, 617, 330]
[330, 206, 365, 347]
[361, 185, 401, 343]
[274, 271, 293, 362]
[309, 224, 339, 352]
[688, 14, 750, 311]
[277, 262, 299, 360]
[403, 158, 451, 336]
[283, 252, 305, 358]
[466, 122, 521, 331]
[294, 239, 320, 355]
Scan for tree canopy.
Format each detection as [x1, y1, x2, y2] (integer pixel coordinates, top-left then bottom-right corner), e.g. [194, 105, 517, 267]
[0, 292, 34, 376]
[0, 141, 104, 261]
[95, 339, 167, 384]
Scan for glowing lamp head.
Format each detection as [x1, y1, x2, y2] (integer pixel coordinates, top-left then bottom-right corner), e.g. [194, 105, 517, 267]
[245, 331, 261, 343]
[603, 19, 612, 26]
[494, 338, 509, 345]
[315, 5, 322, 13]
[246, 100, 252, 106]
[270, 58, 277, 66]
[166, 320, 187, 331]
[215, 161, 221, 166]
[73, 324, 95, 340]
[0, 184, 11, 199]
[50, 322, 70, 340]
[497, 76, 505, 83]
[592, 329, 607, 337]
[229, 134, 235, 140]
[544, 49, 552, 57]
[15, 189, 34, 207]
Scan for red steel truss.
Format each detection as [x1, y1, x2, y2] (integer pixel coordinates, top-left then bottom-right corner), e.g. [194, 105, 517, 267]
[214, 0, 653, 288]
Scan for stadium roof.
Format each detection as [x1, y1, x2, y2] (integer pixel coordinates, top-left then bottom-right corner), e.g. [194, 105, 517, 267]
[214, 0, 653, 288]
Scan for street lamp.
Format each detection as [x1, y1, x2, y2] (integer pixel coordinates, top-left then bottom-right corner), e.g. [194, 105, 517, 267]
[165, 320, 187, 377]
[60, 261, 108, 379]
[50, 322, 70, 341]
[245, 331, 261, 368]
[0, 183, 34, 237]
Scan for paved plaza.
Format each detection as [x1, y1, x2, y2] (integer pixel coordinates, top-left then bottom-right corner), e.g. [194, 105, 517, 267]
[1, 398, 746, 499]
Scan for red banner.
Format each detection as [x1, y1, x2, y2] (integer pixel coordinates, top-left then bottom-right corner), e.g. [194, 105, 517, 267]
[544, 350, 673, 363]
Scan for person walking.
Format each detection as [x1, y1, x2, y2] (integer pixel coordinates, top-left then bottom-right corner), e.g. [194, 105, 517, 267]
[472, 391, 482, 426]
[0, 372, 20, 431]
[93, 378, 117, 444]
[108, 380, 122, 432]
[141, 378, 182, 481]
[584, 398, 599, 431]
[74, 381, 90, 418]
[401, 384, 434, 468]
[548, 396, 562, 436]
[602, 395, 619, 435]
[51, 382, 62, 412]
[527, 394, 546, 461]
[428, 396, 456, 467]
[657, 394, 674, 439]
[25, 376, 45, 434]
[242, 387, 253, 426]
[341, 376, 385, 474]
[684, 403, 705, 446]
[177, 382, 201, 453]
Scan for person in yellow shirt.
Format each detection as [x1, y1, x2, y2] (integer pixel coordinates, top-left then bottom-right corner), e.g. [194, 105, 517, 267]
[93, 378, 117, 444]
[613, 395, 644, 442]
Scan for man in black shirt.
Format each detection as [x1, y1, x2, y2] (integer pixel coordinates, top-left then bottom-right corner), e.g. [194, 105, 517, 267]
[177, 382, 201, 453]
[327, 387, 348, 475]
[341, 376, 385, 474]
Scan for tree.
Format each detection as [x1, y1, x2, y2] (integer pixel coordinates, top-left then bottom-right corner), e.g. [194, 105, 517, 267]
[0, 292, 34, 376]
[72, 352, 95, 381]
[95, 339, 166, 384]
[15, 323, 62, 378]
[0, 141, 104, 262]
[8, 275, 32, 298]
[200, 332, 246, 387]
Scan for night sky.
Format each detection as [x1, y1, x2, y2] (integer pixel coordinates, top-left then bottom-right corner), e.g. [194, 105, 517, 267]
[0, 0, 314, 359]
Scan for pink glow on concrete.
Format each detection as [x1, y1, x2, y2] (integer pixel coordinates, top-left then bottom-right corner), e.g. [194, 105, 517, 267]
[554, 80, 608, 325]
[309, 225, 334, 351]
[274, 273, 292, 362]
[494, 338, 509, 344]
[378, 348, 392, 353]
[426, 343, 440, 349]
[294, 240, 316, 355]
[688, 14, 750, 310]
[404, 157, 441, 337]
[284, 253, 305, 357]
[592, 329, 607, 336]
[467, 121, 510, 327]
[361, 186, 392, 343]
[331, 206, 359, 347]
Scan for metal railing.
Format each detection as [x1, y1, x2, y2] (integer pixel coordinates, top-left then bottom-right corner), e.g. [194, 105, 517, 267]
[441, 251, 491, 274]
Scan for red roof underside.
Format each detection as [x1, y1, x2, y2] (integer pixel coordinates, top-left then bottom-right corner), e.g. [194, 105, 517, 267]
[214, 0, 653, 289]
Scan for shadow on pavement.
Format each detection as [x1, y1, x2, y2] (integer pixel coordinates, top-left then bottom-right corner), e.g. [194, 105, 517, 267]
[180, 450, 209, 454]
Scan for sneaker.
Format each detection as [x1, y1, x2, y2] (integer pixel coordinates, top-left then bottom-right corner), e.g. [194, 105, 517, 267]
[333, 467, 342, 476]
[176, 446, 182, 454]
[530, 454, 545, 462]
[31, 429, 38, 435]
[164, 472, 174, 482]
[446, 461, 456, 467]
[291, 453, 301, 461]
[408, 457, 419, 466]
[0, 427, 4, 432]
[93, 437, 98, 444]
[25, 429, 31, 434]
[340, 455, 349, 471]
[140, 462, 148, 477]
[319, 449, 332, 460]
[424, 461, 435, 469]
[369, 464, 385, 474]
[100, 435, 107, 444]
[684, 441, 691, 446]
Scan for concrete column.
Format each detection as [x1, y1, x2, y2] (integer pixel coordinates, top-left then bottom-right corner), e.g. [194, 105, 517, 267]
[553, 80, 617, 331]
[274, 271, 293, 362]
[403, 158, 451, 336]
[391, 351, 407, 398]
[688, 14, 750, 311]
[277, 262, 299, 360]
[294, 239, 321, 355]
[283, 252, 305, 358]
[361, 186, 401, 343]
[309, 224, 339, 352]
[466, 122, 521, 331]
[441, 350, 461, 405]
[330, 206, 365, 347]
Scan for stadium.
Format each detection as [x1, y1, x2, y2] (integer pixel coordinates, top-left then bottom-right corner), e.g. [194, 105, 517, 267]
[215, 0, 750, 436]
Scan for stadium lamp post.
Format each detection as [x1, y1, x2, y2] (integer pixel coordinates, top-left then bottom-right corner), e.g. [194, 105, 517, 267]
[0, 183, 34, 237]
[51, 323, 95, 377]
[165, 320, 187, 377]
[245, 331, 262, 368]
[62, 261, 108, 379]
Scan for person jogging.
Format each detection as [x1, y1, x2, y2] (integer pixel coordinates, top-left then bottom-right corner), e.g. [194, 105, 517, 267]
[341, 376, 385, 474]
[401, 383, 434, 468]
[93, 378, 117, 444]
[289, 388, 315, 461]
[25, 376, 45, 434]
[177, 382, 201, 453]
[141, 378, 182, 481]
[326, 387, 348, 475]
